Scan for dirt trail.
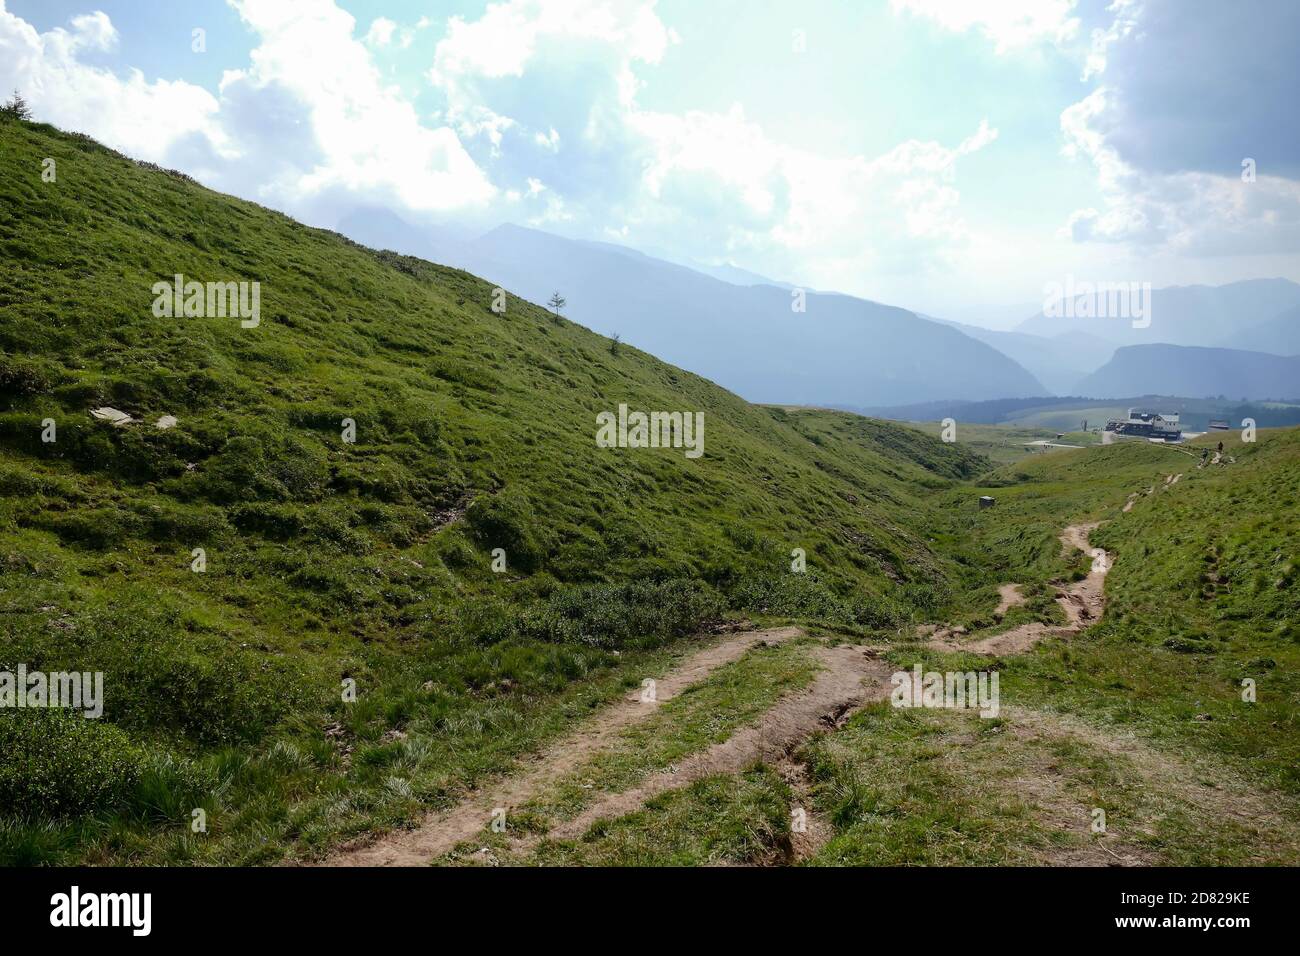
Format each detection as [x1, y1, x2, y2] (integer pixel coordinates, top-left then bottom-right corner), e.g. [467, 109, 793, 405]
[545, 645, 891, 844]
[777, 758, 833, 863]
[323, 625, 800, 867]
[322, 525, 1114, 867]
[925, 524, 1108, 656]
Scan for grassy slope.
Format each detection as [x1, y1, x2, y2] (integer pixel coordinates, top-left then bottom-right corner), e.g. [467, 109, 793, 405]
[906, 421, 1101, 465]
[549, 431, 1300, 867]
[0, 119, 987, 863]
[805, 428, 1300, 865]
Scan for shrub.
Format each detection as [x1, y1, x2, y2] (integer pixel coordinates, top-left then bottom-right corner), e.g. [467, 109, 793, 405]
[0, 355, 62, 401]
[125, 752, 218, 822]
[523, 578, 724, 650]
[0, 710, 142, 817]
[729, 573, 906, 630]
[37, 508, 146, 549]
[196, 432, 329, 504]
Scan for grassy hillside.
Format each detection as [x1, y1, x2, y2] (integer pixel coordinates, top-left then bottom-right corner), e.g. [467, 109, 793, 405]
[0, 119, 988, 863]
[521, 429, 1300, 867]
[800, 428, 1300, 865]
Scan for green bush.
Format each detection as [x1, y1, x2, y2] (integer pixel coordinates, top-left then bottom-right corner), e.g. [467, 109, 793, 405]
[37, 508, 146, 549]
[0, 355, 62, 402]
[457, 578, 724, 650]
[196, 431, 329, 504]
[730, 573, 905, 629]
[0, 710, 142, 817]
[525, 578, 725, 650]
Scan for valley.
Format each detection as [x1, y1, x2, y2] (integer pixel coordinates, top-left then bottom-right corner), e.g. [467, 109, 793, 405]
[1, 119, 1297, 870]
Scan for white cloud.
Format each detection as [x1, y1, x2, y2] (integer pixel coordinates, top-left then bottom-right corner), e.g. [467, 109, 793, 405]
[1061, 114, 1300, 254]
[1081, 0, 1141, 80]
[65, 11, 117, 52]
[0, 1, 494, 220]
[364, 17, 397, 47]
[424, 0, 996, 288]
[0, 2, 221, 163]
[219, 0, 493, 212]
[431, 0, 672, 85]
[890, 0, 1080, 53]
[534, 126, 561, 151]
[1059, 1, 1300, 253]
[0, 0, 1029, 293]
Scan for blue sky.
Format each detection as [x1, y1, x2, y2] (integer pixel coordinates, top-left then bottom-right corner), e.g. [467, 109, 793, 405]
[3, 0, 1297, 324]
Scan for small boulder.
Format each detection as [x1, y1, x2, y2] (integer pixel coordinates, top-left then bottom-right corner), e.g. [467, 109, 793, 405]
[90, 406, 134, 427]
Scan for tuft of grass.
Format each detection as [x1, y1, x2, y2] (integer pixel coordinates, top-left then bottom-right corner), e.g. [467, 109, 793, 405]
[528, 767, 792, 867]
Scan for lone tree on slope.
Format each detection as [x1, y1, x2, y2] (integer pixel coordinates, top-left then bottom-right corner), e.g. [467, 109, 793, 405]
[1, 90, 32, 121]
[547, 291, 566, 324]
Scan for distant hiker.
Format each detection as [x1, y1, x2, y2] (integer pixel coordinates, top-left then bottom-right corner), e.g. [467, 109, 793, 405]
[1217, 441, 1223, 454]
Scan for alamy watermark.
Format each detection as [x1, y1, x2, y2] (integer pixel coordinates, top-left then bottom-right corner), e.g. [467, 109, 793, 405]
[891, 664, 999, 718]
[596, 404, 704, 459]
[1043, 275, 1151, 329]
[50, 886, 150, 936]
[0, 664, 103, 718]
[151, 273, 260, 328]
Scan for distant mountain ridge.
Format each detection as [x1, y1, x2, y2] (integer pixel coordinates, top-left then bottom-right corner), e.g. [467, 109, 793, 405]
[1075, 344, 1300, 402]
[925, 316, 1115, 394]
[338, 213, 1048, 407]
[337, 209, 1300, 405]
[1017, 278, 1300, 350]
[1227, 302, 1300, 355]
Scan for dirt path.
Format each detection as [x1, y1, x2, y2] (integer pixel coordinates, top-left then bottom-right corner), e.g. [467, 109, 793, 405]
[322, 525, 1114, 867]
[777, 757, 833, 863]
[545, 645, 891, 844]
[925, 524, 1108, 656]
[323, 625, 800, 866]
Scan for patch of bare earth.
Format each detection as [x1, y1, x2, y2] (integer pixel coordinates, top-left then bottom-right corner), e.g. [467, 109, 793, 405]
[322, 522, 1283, 869]
[776, 757, 833, 864]
[993, 584, 1026, 619]
[320, 625, 801, 867]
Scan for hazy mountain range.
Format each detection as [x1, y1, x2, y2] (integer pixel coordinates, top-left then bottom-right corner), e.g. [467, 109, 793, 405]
[338, 208, 1300, 409]
[1018, 279, 1300, 349]
[1076, 345, 1300, 401]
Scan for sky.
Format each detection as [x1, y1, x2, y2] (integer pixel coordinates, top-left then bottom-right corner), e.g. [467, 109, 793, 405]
[3, 0, 1298, 327]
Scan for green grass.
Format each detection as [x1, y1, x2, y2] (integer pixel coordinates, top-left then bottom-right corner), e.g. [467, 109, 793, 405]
[435, 637, 819, 863]
[516, 638, 818, 825]
[803, 700, 1300, 866]
[4, 115, 1298, 868]
[801, 428, 1300, 864]
[0, 118, 989, 864]
[908, 421, 1061, 464]
[528, 767, 792, 867]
